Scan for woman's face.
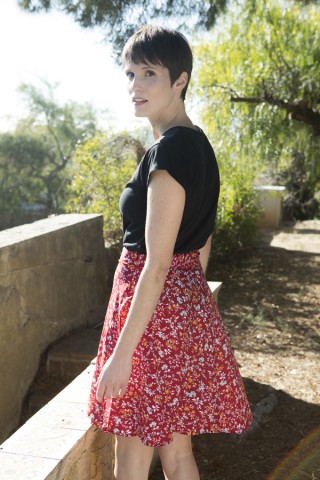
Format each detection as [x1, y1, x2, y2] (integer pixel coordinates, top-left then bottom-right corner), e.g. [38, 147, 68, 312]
[124, 62, 178, 122]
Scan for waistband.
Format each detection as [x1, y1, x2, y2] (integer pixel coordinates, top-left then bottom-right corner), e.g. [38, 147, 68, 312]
[120, 248, 200, 268]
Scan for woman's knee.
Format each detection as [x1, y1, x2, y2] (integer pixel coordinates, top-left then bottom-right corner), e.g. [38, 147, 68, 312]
[115, 435, 154, 480]
[158, 433, 195, 476]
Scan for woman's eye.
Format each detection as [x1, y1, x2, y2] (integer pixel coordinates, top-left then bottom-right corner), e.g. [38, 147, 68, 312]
[126, 72, 134, 80]
[145, 70, 155, 77]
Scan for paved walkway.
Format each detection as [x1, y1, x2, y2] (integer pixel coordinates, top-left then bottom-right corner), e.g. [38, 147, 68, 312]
[266, 219, 320, 254]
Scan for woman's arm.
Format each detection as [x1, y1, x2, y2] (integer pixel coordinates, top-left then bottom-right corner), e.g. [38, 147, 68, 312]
[96, 170, 185, 401]
[199, 235, 212, 274]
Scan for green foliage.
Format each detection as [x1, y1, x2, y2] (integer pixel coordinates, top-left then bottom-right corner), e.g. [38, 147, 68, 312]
[0, 125, 60, 228]
[0, 82, 97, 229]
[212, 173, 261, 260]
[277, 150, 320, 219]
[208, 129, 261, 260]
[195, 0, 320, 251]
[19, 82, 97, 157]
[67, 132, 144, 244]
[193, 67, 261, 259]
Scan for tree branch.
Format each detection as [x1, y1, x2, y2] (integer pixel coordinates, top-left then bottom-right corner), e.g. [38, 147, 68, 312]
[46, 124, 69, 167]
[230, 95, 320, 136]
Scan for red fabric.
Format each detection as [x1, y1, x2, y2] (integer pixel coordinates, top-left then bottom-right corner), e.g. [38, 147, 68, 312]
[88, 248, 252, 446]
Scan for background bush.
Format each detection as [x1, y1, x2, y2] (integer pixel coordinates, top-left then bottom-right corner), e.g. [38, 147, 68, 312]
[67, 131, 145, 245]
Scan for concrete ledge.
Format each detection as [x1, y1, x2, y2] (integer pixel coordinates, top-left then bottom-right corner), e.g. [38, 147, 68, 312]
[208, 281, 222, 303]
[0, 214, 108, 442]
[255, 185, 286, 229]
[0, 214, 99, 248]
[0, 362, 114, 480]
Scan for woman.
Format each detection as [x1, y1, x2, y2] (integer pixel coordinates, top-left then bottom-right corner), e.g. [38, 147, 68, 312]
[88, 25, 252, 480]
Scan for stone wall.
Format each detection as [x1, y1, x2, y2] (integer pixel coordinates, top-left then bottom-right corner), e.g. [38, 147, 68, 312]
[0, 214, 110, 442]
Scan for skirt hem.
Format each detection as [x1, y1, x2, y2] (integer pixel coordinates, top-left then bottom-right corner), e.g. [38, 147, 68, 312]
[89, 417, 253, 447]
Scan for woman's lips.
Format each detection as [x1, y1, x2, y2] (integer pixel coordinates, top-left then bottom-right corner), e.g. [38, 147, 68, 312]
[132, 97, 147, 105]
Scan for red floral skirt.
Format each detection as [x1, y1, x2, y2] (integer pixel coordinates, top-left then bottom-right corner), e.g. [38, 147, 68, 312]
[87, 248, 252, 447]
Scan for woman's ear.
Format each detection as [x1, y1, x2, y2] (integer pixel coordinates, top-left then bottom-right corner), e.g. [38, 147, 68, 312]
[174, 72, 188, 93]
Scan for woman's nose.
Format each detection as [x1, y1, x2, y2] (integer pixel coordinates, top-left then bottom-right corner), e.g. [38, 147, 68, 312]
[130, 76, 142, 92]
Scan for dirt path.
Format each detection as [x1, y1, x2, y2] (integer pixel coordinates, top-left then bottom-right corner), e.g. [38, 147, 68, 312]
[150, 220, 320, 480]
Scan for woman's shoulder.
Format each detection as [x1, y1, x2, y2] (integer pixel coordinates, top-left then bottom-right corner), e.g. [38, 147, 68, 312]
[141, 125, 215, 173]
[159, 126, 206, 145]
[147, 126, 204, 157]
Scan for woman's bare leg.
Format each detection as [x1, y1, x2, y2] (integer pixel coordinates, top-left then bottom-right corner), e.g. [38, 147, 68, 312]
[114, 435, 154, 480]
[158, 433, 200, 480]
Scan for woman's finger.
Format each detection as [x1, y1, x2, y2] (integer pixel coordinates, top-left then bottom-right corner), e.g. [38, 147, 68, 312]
[103, 383, 114, 400]
[118, 382, 128, 397]
[95, 380, 105, 403]
[110, 383, 123, 399]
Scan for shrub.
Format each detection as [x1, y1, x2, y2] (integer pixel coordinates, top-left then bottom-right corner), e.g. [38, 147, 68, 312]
[211, 169, 261, 261]
[277, 150, 320, 221]
[67, 131, 145, 245]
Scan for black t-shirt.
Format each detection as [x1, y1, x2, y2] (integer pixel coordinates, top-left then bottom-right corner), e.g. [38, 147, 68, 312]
[119, 126, 220, 254]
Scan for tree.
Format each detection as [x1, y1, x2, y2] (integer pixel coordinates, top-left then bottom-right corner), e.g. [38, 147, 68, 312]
[18, 0, 228, 55]
[67, 131, 145, 244]
[196, 0, 320, 221]
[18, 0, 320, 57]
[224, 1, 320, 136]
[0, 82, 97, 229]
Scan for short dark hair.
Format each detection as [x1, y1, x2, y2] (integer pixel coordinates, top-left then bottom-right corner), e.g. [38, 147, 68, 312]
[122, 25, 193, 100]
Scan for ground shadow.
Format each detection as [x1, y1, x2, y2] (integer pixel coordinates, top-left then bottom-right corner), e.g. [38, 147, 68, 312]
[209, 245, 320, 355]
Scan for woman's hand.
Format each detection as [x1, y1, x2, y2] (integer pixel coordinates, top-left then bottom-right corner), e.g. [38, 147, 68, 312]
[95, 353, 132, 402]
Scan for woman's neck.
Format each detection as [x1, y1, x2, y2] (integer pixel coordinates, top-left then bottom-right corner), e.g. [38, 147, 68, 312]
[151, 113, 196, 140]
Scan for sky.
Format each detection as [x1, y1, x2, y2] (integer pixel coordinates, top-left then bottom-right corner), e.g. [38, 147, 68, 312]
[0, 0, 145, 132]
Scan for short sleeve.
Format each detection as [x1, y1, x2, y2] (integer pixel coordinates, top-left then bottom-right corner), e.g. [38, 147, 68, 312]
[146, 142, 189, 190]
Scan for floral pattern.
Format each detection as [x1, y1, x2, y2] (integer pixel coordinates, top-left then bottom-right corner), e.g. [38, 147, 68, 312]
[88, 248, 253, 447]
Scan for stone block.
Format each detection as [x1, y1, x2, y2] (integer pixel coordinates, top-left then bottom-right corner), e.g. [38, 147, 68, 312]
[0, 452, 59, 480]
[46, 327, 102, 378]
[207, 281, 222, 304]
[61, 359, 92, 378]
[46, 359, 63, 377]
[255, 186, 286, 229]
